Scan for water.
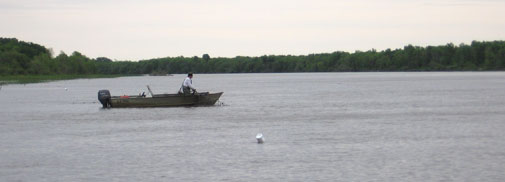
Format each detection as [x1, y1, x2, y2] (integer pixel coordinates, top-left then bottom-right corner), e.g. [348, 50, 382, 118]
[1, 72, 505, 181]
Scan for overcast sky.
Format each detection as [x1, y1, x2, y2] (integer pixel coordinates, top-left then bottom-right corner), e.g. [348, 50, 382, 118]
[1, 0, 504, 60]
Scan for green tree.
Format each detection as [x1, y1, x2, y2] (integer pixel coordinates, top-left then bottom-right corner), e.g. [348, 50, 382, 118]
[202, 54, 210, 62]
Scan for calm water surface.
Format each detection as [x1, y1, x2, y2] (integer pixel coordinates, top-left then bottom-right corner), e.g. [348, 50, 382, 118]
[1, 72, 505, 181]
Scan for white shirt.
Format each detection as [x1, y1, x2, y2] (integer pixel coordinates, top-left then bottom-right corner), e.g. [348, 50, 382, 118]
[182, 77, 195, 90]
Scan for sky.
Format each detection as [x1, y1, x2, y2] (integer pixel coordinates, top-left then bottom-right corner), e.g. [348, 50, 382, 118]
[1, 0, 504, 60]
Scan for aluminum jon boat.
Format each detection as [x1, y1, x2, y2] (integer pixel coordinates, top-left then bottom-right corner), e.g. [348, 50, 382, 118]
[97, 87, 223, 108]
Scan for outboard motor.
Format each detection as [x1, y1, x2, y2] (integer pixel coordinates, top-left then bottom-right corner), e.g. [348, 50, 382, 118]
[98, 90, 111, 108]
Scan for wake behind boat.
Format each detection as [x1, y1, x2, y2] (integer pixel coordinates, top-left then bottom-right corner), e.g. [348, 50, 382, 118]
[98, 86, 223, 108]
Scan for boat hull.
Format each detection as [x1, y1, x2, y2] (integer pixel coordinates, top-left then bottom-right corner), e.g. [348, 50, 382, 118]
[107, 92, 223, 108]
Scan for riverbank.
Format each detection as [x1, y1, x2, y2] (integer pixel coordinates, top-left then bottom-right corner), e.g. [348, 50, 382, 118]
[0, 74, 131, 85]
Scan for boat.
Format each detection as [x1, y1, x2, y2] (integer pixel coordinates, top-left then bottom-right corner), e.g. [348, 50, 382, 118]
[97, 87, 223, 108]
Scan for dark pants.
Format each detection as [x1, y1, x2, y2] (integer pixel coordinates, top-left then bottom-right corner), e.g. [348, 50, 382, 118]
[182, 86, 192, 95]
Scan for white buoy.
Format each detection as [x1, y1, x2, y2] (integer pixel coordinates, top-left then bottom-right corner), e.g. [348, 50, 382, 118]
[256, 133, 264, 144]
[65, 88, 68, 91]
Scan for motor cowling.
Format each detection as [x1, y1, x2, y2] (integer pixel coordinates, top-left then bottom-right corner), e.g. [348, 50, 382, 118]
[98, 90, 111, 108]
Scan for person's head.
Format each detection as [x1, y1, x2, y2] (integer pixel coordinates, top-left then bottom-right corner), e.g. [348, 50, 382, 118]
[188, 72, 193, 78]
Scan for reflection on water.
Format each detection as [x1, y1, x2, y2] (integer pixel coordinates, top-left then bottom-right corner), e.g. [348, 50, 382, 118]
[1, 72, 505, 181]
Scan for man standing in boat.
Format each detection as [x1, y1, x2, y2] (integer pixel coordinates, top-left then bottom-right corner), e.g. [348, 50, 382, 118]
[179, 72, 197, 95]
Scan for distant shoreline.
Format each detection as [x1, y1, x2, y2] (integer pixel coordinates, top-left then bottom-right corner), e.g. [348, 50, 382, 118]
[2, 38, 505, 76]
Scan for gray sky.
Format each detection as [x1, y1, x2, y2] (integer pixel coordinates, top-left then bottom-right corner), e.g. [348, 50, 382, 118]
[1, 0, 504, 60]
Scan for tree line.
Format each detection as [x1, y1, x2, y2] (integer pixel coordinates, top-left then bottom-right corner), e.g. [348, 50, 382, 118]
[1, 37, 504, 76]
